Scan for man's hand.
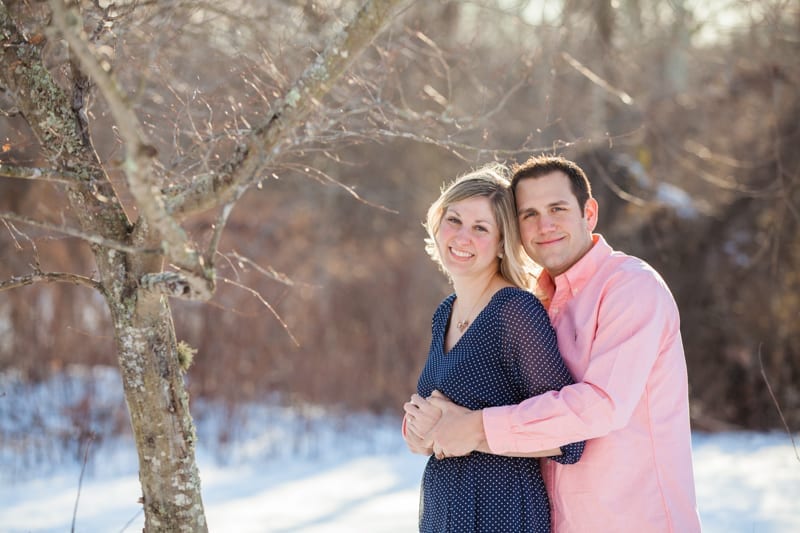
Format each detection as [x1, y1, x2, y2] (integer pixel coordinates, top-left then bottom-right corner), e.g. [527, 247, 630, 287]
[426, 390, 487, 459]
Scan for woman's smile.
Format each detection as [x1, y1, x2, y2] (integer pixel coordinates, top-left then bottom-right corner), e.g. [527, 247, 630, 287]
[449, 247, 474, 259]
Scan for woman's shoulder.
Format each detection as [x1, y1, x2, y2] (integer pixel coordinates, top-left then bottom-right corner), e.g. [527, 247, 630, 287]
[492, 286, 542, 306]
[432, 293, 456, 322]
[491, 286, 548, 318]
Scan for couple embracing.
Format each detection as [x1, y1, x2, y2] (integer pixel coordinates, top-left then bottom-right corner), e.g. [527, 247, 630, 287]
[403, 155, 701, 533]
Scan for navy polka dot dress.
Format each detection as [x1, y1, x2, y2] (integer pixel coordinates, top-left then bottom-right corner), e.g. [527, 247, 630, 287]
[417, 287, 584, 533]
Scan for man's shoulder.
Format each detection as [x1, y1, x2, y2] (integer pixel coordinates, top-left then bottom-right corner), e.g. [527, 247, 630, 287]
[595, 248, 670, 293]
[608, 249, 657, 273]
[586, 234, 660, 277]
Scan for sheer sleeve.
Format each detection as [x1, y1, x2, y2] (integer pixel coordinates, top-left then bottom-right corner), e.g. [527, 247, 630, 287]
[496, 289, 584, 464]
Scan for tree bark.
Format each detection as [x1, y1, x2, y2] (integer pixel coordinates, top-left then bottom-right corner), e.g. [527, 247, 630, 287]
[112, 288, 207, 531]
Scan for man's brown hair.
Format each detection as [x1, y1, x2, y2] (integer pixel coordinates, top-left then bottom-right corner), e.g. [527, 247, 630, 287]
[510, 155, 593, 211]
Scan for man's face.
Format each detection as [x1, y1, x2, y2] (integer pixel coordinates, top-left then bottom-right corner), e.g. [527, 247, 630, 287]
[515, 171, 598, 277]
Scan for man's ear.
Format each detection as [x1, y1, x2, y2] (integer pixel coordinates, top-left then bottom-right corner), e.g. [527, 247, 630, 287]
[584, 198, 599, 232]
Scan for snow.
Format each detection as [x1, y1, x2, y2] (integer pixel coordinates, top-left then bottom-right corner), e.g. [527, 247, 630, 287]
[1, 369, 799, 532]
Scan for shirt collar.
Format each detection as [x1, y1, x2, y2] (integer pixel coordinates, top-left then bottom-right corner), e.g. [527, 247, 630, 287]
[536, 234, 611, 303]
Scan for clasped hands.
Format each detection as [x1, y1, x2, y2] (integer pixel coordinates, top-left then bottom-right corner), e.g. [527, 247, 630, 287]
[403, 390, 486, 460]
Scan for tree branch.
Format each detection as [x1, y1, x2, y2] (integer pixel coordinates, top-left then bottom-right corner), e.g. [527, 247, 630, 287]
[222, 277, 299, 347]
[163, 0, 412, 219]
[48, 0, 214, 300]
[205, 202, 234, 267]
[561, 51, 634, 106]
[758, 345, 799, 462]
[0, 163, 83, 184]
[226, 251, 317, 288]
[0, 1, 131, 246]
[0, 270, 104, 294]
[0, 211, 159, 255]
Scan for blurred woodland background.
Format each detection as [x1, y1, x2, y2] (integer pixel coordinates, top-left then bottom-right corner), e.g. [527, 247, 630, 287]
[1, 0, 798, 451]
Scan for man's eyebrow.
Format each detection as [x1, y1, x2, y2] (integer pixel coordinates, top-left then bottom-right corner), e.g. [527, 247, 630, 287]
[520, 200, 570, 210]
[547, 199, 571, 206]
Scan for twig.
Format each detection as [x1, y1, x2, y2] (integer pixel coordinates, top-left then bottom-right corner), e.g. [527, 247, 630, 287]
[227, 251, 317, 288]
[0, 211, 160, 255]
[0, 163, 80, 183]
[2, 219, 24, 251]
[222, 277, 300, 347]
[0, 270, 104, 294]
[279, 161, 399, 214]
[758, 344, 799, 462]
[215, 250, 242, 282]
[5, 217, 42, 266]
[561, 52, 634, 106]
[118, 509, 143, 533]
[71, 434, 95, 533]
[205, 202, 235, 266]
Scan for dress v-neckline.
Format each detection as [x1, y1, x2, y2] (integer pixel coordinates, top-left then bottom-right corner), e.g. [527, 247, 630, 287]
[442, 287, 512, 356]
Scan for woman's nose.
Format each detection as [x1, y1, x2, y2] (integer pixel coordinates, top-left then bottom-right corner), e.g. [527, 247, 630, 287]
[455, 225, 472, 240]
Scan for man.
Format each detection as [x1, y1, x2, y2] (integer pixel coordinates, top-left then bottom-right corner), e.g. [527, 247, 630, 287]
[404, 156, 701, 532]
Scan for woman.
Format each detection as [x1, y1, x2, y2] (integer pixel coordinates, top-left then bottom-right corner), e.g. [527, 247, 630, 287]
[403, 164, 584, 532]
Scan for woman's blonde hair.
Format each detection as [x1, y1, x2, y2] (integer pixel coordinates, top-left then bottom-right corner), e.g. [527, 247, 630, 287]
[424, 163, 538, 290]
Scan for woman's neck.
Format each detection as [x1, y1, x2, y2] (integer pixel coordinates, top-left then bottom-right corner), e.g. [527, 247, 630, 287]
[452, 271, 500, 305]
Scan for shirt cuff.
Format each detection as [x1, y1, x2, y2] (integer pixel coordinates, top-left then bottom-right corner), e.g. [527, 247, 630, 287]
[482, 405, 517, 454]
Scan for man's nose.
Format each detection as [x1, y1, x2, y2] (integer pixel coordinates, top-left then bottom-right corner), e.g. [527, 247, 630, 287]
[537, 214, 556, 232]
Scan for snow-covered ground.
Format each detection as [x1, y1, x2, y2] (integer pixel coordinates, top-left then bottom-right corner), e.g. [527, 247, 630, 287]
[1, 368, 798, 532]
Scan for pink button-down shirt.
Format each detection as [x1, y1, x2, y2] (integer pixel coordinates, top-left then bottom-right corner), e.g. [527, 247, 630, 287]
[483, 235, 701, 532]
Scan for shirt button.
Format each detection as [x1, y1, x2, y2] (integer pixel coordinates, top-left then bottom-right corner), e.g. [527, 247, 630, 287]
[572, 288, 578, 295]
[552, 308, 559, 314]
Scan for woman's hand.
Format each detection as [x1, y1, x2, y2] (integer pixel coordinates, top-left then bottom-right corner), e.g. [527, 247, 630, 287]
[402, 413, 434, 455]
[405, 394, 442, 438]
[402, 394, 442, 455]
[426, 390, 486, 459]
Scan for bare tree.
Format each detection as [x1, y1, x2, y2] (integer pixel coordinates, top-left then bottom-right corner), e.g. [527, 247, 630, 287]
[0, 0, 411, 529]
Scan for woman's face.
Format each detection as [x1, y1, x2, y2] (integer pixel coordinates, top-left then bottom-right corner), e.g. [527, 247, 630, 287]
[436, 196, 502, 280]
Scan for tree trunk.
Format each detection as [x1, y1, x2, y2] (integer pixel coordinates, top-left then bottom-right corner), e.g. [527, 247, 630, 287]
[112, 288, 207, 531]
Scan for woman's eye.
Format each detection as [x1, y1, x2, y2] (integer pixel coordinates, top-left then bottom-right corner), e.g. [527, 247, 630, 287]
[475, 225, 488, 233]
[446, 216, 460, 224]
